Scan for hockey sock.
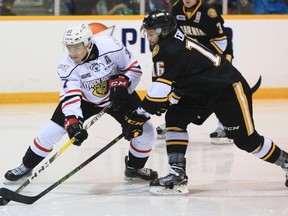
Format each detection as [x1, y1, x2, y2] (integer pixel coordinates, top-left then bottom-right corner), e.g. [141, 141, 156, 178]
[22, 147, 45, 169]
[127, 152, 148, 169]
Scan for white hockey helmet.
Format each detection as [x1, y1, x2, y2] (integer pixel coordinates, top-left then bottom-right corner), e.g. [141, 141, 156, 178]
[63, 22, 93, 46]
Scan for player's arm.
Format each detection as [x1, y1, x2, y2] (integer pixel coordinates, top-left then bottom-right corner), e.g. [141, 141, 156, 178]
[108, 37, 143, 111]
[58, 64, 87, 146]
[204, 8, 233, 61]
[141, 77, 172, 116]
[110, 37, 142, 94]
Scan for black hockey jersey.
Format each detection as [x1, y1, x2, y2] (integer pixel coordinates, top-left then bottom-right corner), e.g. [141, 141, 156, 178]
[142, 29, 245, 114]
[172, 0, 233, 60]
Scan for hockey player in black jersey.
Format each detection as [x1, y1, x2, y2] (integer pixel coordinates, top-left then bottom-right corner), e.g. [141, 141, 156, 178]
[156, 0, 234, 144]
[4, 22, 158, 184]
[123, 10, 288, 195]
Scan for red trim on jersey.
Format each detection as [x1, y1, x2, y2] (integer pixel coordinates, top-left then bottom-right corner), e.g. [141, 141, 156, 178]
[60, 89, 82, 98]
[119, 61, 142, 74]
[129, 69, 142, 74]
[33, 139, 52, 153]
[130, 141, 151, 153]
[62, 98, 81, 110]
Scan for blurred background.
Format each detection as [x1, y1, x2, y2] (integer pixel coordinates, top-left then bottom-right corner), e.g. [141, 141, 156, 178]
[1, 0, 287, 16]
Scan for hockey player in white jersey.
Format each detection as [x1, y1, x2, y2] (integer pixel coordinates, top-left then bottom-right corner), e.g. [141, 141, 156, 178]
[4, 22, 158, 184]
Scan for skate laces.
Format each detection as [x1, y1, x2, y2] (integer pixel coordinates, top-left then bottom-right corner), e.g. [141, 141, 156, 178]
[11, 163, 30, 175]
[161, 166, 183, 179]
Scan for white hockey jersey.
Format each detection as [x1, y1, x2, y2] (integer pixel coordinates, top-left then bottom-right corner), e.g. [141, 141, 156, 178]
[57, 35, 142, 119]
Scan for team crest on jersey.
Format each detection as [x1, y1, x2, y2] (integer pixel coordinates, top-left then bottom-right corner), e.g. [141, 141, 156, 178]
[152, 45, 159, 57]
[93, 80, 108, 97]
[207, 8, 217, 18]
[83, 75, 109, 97]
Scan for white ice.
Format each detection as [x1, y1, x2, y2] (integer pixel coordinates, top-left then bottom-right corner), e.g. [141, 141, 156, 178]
[0, 100, 288, 216]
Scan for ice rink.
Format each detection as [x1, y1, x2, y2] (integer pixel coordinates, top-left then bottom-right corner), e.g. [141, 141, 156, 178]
[0, 100, 288, 216]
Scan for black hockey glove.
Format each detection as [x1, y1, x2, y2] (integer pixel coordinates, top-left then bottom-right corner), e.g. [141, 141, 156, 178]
[109, 74, 130, 111]
[122, 110, 150, 141]
[64, 116, 88, 146]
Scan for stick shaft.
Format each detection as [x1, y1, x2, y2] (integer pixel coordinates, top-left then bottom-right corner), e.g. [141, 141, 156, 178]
[0, 133, 124, 204]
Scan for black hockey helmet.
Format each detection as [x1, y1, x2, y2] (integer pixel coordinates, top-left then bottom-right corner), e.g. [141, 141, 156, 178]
[142, 10, 177, 38]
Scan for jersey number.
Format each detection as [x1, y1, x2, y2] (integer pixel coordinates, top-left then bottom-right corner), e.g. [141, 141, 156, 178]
[152, 61, 165, 77]
[186, 39, 221, 66]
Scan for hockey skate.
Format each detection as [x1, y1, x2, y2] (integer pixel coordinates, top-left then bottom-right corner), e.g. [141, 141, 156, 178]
[4, 163, 32, 184]
[149, 166, 188, 195]
[156, 123, 166, 139]
[210, 124, 234, 145]
[275, 151, 288, 187]
[124, 156, 158, 181]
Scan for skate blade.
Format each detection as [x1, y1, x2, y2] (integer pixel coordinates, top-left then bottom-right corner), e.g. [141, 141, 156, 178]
[210, 137, 234, 145]
[149, 185, 189, 195]
[124, 176, 150, 182]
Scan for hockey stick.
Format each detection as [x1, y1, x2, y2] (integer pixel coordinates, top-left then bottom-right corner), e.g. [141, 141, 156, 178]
[0, 103, 112, 206]
[0, 133, 124, 205]
[251, 75, 262, 94]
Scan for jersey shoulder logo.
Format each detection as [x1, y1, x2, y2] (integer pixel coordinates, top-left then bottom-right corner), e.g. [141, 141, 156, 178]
[176, 15, 186, 21]
[194, 12, 201, 23]
[152, 45, 160, 57]
[207, 8, 217, 18]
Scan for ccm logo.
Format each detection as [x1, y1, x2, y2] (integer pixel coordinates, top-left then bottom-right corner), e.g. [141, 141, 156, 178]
[110, 80, 128, 87]
[223, 126, 240, 131]
[109, 78, 129, 88]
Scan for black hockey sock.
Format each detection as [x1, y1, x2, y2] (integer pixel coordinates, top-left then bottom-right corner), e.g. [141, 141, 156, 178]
[22, 147, 45, 169]
[127, 152, 148, 169]
[168, 153, 186, 171]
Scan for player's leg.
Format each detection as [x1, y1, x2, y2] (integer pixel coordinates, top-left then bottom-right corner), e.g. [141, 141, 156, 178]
[150, 98, 212, 195]
[4, 101, 100, 184]
[4, 120, 65, 184]
[215, 81, 288, 187]
[155, 91, 181, 139]
[108, 91, 158, 181]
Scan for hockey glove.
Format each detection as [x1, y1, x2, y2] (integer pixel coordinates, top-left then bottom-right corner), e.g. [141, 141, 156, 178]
[64, 116, 88, 146]
[122, 110, 150, 141]
[109, 74, 130, 111]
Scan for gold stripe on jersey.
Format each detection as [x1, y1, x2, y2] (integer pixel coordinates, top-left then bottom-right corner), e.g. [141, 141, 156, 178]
[156, 78, 173, 85]
[210, 36, 228, 54]
[225, 54, 233, 62]
[171, 92, 181, 100]
[261, 142, 276, 161]
[233, 82, 254, 136]
[145, 94, 168, 102]
[182, 1, 202, 19]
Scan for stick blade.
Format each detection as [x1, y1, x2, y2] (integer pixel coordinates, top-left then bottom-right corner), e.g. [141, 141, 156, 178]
[251, 75, 262, 94]
[0, 188, 36, 205]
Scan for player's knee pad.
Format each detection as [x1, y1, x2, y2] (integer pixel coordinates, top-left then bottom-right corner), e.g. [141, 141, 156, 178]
[233, 131, 264, 153]
[129, 119, 156, 158]
[30, 120, 66, 157]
